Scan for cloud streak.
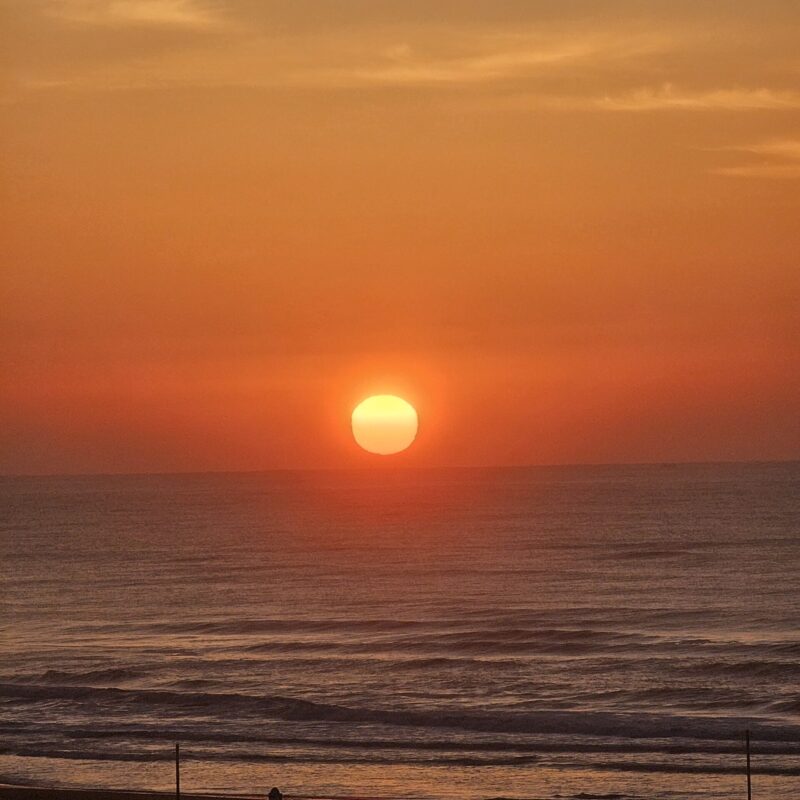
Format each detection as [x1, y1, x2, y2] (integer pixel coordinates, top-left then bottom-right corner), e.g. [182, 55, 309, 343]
[48, 0, 222, 29]
[315, 31, 668, 87]
[593, 83, 800, 111]
[712, 138, 800, 179]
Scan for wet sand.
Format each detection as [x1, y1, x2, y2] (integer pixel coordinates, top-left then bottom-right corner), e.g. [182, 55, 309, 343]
[0, 789, 320, 800]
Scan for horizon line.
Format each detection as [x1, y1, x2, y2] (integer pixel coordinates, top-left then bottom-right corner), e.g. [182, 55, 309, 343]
[1, 457, 797, 481]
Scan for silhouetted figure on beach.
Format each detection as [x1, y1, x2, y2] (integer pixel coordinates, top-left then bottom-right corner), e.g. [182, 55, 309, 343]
[268, 788, 283, 800]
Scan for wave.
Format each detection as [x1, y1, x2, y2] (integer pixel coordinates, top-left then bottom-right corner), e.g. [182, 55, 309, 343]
[22, 652, 800, 688]
[2, 744, 799, 775]
[73, 618, 431, 636]
[4, 724, 800, 756]
[381, 656, 528, 671]
[11, 668, 145, 685]
[2, 682, 797, 743]
[0, 745, 541, 768]
[577, 686, 767, 711]
[58, 619, 800, 666]
[240, 627, 662, 658]
[597, 761, 800, 776]
[762, 641, 800, 657]
[768, 697, 800, 713]
[675, 659, 800, 681]
[234, 627, 800, 662]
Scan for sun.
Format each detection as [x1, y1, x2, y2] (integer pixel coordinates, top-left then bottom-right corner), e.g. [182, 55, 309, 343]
[351, 395, 418, 455]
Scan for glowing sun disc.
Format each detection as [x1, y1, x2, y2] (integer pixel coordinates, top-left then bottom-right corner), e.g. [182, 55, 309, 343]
[351, 395, 418, 455]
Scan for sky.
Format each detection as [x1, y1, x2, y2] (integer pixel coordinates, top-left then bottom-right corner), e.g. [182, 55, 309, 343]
[1, 0, 799, 474]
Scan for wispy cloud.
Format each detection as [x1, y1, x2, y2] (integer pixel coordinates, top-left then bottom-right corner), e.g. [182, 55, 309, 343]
[307, 30, 670, 88]
[723, 140, 800, 159]
[5, 25, 674, 97]
[713, 163, 800, 178]
[9, 8, 800, 124]
[48, 0, 222, 29]
[594, 83, 800, 111]
[711, 138, 800, 179]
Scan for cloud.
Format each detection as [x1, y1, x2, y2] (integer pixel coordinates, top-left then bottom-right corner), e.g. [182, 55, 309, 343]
[711, 138, 800, 179]
[713, 164, 800, 178]
[7, 8, 799, 119]
[312, 31, 669, 87]
[594, 83, 800, 111]
[4, 22, 674, 97]
[724, 140, 800, 159]
[48, 0, 222, 29]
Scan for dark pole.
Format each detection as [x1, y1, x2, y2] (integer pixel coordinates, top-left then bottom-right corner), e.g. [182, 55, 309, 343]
[176, 742, 181, 800]
[746, 729, 751, 800]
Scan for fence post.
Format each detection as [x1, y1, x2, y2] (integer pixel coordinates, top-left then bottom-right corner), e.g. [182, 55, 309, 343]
[746, 729, 751, 800]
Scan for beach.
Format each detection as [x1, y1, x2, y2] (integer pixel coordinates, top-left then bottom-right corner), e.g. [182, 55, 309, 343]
[0, 789, 266, 800]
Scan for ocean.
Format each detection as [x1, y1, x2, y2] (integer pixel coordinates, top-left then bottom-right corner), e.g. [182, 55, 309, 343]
[2, 463, 799, 799]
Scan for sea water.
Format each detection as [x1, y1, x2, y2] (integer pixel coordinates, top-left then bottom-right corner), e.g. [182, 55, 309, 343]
[2, 463, 799, 799]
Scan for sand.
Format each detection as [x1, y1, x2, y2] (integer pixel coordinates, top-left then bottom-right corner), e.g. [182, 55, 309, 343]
[0, 789, 274, 800]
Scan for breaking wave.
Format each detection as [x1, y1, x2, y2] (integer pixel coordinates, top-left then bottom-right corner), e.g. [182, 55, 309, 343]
[2, 683, 798, 744]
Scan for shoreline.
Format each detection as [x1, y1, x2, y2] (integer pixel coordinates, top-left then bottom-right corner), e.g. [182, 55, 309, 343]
[0, 786, 549, 800]
[0, 787, 390, 800]
[0, 788, 331, 800]
[0, 788, 256, 800]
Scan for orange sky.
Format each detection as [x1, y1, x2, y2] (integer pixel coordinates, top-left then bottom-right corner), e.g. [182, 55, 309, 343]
[1, 1, 799, 474]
